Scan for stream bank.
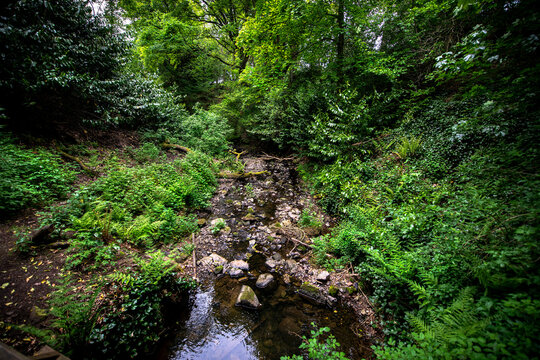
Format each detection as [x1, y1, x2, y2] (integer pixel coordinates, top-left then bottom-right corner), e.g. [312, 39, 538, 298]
[157, 156, 380, 359]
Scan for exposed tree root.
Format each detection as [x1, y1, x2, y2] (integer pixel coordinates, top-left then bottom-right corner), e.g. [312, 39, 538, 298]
[53, 143, 97, 175]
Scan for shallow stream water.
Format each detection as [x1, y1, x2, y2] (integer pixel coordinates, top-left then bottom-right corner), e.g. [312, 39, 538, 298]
[154, 158, 372, 360]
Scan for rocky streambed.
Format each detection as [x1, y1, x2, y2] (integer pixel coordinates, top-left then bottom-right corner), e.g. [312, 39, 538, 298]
[156, 157, 378, 360]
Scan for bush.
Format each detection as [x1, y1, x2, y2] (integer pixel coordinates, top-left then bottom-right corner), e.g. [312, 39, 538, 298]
[178, 110, 233, 156]
[0, 0, 126, 126]
[281, 324, 349, 360]
[300, 97, 540, 357]
[128, 142, 164, 163]
[141, 108, 232, 156]
[90, 251, 195, 358]
[0, 134, 75, 214]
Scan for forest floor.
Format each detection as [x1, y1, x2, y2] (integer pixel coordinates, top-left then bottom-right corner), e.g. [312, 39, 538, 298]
[0, 130, 381, 358]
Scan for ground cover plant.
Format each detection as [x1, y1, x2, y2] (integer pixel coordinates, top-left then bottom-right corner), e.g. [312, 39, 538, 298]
[0, 132, 76, 215]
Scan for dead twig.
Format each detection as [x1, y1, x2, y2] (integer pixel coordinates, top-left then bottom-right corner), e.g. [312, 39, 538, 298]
[218, 170, 269, 179]
[260, 152, 295, 161]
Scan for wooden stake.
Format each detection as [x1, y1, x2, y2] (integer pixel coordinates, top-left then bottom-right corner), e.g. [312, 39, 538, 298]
[192, 233, 197, 282]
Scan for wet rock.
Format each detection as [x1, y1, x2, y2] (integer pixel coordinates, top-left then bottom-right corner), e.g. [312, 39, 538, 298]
[278, 317, 300, 335]
[210, 253, 228, 266]
[283, 274, 291, 285]
[210, 218, 226, 226]
[229, 268, 244, 278]
[256, 273, 275, 289]
[298, 282, 326, 305]
[285, 259, 297, 271]
[242, 214, 257, 221]
[265, 259, 279, 270]
[290, 251, 301, 259]
[317, 271, 330, 282]
[282, 220, 292, 227]
[230, 260, 249, 271]
[200, 253, 228, 267]
[199, 256, 214, 267]
[236, 285, 261, 309]
[327, 295, 337, 305]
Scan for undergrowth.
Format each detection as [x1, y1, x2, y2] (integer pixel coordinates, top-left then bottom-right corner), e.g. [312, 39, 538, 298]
[0, 132, 76, 215]
[301, 96, 540, 358]
[36, 150, 217, 270]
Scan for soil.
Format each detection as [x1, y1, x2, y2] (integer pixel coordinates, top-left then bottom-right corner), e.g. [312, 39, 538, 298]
[0, 209, 65, 354]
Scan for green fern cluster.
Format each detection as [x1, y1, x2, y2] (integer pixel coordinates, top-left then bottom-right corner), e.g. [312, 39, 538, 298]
[44, 151, 216, 270]
[394, 135, 422, 160]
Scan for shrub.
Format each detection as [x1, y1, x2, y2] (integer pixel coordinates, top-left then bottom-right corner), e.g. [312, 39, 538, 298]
[298, 206, 323, 229]
[90, 251, 195, 358]
[281, 324, 349, 360]
[179, 110, 232, 156]
[0, 134, 75, 214]
[128, 142, 164, 163]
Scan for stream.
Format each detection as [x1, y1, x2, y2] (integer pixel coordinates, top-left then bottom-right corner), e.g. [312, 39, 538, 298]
[154, 157, 374, 360]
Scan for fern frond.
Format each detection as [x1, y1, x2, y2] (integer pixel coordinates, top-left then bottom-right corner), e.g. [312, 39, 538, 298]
[108, 272, 135, 287]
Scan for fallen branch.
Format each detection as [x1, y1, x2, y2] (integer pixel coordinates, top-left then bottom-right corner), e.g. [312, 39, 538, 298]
[161, 142, 191, 153]
[53, 143, 97, 175]
[229, 149, 247, 161]
[218, 170, 269, 179]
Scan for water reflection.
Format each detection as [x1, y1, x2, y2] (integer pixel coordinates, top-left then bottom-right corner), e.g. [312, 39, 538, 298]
[168, 287, 258, 360]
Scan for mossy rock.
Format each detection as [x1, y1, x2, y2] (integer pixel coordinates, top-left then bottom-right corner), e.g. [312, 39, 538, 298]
[298, 282, 326, 305]
[242, 214, 257, 221]
[235, 285, 261, 309]
[329, 285, 339, 297]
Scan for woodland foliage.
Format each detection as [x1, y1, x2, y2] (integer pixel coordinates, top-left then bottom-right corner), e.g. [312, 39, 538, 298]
[1, 0, 539, 358]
